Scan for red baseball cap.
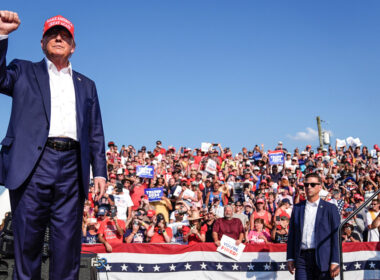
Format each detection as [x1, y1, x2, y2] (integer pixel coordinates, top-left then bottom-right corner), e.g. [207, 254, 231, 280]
[109, 174, 116, 179]
[256, 198, 265, 204]
[354, 194, 364, 201]
[147, 210, 156, 218]
[43, 15, 74, 39]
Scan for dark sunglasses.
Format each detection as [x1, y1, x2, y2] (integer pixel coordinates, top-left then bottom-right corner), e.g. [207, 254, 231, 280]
[304, 182, 319, 188]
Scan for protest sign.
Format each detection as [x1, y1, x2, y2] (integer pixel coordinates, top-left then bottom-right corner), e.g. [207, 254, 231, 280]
[172, 185, 182, 197]
[144, 188, 164, 202]
[346, 137, 362, 148]
[136, 165, 154, 178]
[251, 152, 262, 161]
[336, 139, 346, 149]
[205, 159, 217, 175]
[183, 189, 195, 200]
[370, 150, 378, 159]
[217, 234, 246, 261]
[201, 142, 212, 152]
[268, 151, 284, 165]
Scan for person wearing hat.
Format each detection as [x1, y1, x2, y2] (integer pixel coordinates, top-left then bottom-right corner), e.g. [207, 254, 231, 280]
[147, 213, 173, 243]
[250, 198, 273, 231]
[0, 11, 108, 278]
[167, 209, 189, 244]
[98, 207, 126, 252]
[182, 211, 207, 244]
[341, 223, 361, 242]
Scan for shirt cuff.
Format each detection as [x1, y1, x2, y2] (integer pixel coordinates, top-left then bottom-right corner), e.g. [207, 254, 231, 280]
[287, 259, 295, 262]
[94, 176, 106, 181]
[0, 34, 8, 40]
[331, 262, 339, 265]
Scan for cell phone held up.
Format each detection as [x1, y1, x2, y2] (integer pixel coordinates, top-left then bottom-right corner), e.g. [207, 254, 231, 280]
[110, 206, 117, 219]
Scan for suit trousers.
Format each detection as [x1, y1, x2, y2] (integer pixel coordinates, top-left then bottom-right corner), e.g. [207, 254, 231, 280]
[295, 249, 332, 280]
[9, 144, 84, 280]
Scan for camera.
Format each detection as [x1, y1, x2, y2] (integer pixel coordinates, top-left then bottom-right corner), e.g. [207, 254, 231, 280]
[116, 183, 123, 193]
[110, 206, 117, 218]
[156, 214, 165, 225]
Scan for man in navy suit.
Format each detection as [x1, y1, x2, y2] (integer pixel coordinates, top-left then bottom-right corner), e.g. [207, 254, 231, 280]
[0, 11, 107, 279]
[287, 173, 341, 279]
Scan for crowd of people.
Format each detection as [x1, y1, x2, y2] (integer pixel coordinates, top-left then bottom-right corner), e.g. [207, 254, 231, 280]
[8, 140, 380, 251]
[77, 140, 380, 251]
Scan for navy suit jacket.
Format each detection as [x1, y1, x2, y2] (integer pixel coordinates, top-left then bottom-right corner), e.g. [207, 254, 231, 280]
[286, 199, 341, 272]
[0, 38, 107, 197]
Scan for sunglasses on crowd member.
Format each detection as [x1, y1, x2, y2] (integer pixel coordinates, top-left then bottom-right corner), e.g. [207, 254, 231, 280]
[304, 182, 319, 188]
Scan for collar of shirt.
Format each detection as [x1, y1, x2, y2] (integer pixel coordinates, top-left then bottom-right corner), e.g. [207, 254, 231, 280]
[45, 57, 73, 76]
[306, 198, 320, 208]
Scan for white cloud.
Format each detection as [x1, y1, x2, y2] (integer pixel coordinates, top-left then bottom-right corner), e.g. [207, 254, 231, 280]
[287, 127, 318, 141]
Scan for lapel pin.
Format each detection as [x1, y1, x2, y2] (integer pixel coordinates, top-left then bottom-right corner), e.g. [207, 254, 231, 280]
[320, 205, 323, 208]
[77, 77, 81, 81]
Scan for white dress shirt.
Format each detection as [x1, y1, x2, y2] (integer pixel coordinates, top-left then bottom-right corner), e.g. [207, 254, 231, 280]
[301, 198, 320, 249]
[46, 58, 77, 140]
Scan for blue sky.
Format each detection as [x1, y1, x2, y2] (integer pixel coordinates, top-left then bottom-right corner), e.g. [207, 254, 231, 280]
[1, 1, 379, 154]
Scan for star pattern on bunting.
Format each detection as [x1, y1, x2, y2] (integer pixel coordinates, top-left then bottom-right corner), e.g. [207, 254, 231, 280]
[153, 265, 160, 272]
[200, 262, 207, 270]
[137, 264, 144, 272]
[169, 264, 176, 271]
[121, 264, 128, 271]
[185, 263, 192, 270]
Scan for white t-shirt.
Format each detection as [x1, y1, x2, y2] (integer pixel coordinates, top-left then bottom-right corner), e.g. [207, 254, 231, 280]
[114, 190, 134, 220]
[366, 210, 379, 242]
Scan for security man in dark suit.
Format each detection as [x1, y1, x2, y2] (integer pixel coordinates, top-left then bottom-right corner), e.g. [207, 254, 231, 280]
[287, 173, 340, 280]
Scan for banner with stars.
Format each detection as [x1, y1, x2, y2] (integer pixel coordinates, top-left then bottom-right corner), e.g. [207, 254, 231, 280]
[82, 242, 380, 280]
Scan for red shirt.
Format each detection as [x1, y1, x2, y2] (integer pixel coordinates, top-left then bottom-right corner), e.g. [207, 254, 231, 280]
[130, 185, 146, 211]
[182, 224, 207, 245]
[212, 218, 244, 241]
[98, 218, 126, 244]
[148, 226, 173, 243]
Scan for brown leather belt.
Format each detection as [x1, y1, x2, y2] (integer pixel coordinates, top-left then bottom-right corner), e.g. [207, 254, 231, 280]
[46, 138, 79, 151]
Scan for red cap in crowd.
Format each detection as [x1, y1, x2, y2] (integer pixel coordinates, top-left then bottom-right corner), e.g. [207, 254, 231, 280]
[147, 210, 156, 217]
[354, 194, 364, 202]
[109, 174, 116, 179]
[43, 15, 74, 39]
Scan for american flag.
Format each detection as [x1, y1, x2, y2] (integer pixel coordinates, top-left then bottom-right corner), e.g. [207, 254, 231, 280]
[82, 242, 380, 280]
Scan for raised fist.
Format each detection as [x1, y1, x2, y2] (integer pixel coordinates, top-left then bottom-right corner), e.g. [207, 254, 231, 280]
[0, 11, 21, 35]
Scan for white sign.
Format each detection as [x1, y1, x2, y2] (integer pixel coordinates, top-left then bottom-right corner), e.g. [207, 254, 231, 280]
[183, 189, 195, 201]
[370, 150, 378, 159]
[205, 159, 217, 175]
[336, 139, 346, 149]
[346, 137, 362, 148]
[201, 142, 212, 152]
[173, 185, 182, 197]
[217, 234, 245, 261]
